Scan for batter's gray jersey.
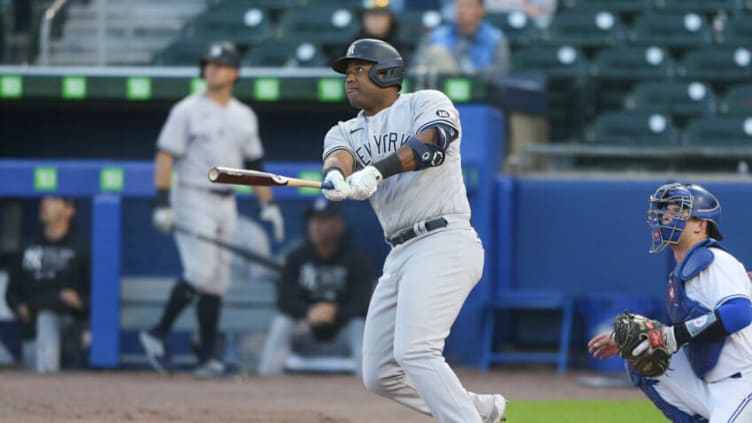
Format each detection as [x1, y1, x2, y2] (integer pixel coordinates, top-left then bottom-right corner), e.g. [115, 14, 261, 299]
[323, 90, 470, 236]
[157, 93, 264, 191]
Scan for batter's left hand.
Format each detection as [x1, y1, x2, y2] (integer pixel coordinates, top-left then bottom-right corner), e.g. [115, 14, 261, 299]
[260, 202, 285, 242]
[347, 166, 382, 200]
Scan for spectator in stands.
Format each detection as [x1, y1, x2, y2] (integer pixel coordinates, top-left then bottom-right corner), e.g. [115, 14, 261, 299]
[257, 199, 372, 376]
[351, 0, 407, 61]
[4, 196, 90, 373]
[411, 0, 509, 76]
[484, 0, 557, 29]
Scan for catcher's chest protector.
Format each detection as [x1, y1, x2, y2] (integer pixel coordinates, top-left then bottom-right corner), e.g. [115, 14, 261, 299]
[668, 238, 725, 378]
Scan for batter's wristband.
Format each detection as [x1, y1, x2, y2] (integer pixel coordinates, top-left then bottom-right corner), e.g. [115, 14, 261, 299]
[372, 153, 402, 179]
[323, 166, 344, 179]
[156, 188, 170, 206]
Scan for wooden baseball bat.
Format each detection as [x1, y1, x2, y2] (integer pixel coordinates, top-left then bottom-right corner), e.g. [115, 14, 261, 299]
[208, 166, 333, 190]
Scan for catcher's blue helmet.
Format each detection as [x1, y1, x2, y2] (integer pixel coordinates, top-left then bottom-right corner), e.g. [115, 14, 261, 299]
[647, 183, 722, 253]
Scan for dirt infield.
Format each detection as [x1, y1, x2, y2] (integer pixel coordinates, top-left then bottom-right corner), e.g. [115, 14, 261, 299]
[0, 368, 642, 423]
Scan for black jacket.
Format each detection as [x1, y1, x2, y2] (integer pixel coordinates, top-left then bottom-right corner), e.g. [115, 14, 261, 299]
[277, 238, 372, 341]
[5, 229, 90, 320]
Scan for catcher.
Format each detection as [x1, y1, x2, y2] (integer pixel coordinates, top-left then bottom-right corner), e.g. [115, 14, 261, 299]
[588, 183, 752, 423]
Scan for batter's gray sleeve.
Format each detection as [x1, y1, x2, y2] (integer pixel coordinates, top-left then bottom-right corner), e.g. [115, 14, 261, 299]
[156, 102, 190, 156]
[242, 108, 265, 161]
[322, 123, 355, 159]
[411, 90, 460, 134]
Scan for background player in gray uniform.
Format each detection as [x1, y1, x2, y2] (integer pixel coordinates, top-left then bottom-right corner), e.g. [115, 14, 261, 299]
[140, 42, 284, 379]
[321, 38, 506, 423]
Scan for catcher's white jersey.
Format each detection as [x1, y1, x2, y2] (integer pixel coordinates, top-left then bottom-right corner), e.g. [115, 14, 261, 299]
[684, 249, 752, 383]
[322, 90, 471, 237]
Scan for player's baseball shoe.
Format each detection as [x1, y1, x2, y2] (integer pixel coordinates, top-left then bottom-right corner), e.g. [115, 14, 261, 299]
[193, 358, 227, 379]
[139, 330, 172, 375]
[487, 394, 507, 422]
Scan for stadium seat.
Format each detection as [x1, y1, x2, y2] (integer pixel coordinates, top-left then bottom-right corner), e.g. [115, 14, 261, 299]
[542, 10, 626, 48]
[591, 46, 675, 111]
[398, 9, 443, 46]
[717, 15, 752, 46]
[278, 6, 359, 46]
[678, 47, 752, 88]
[561, 0, 651, 13]
[624, 81, 717, 118]
[242, 40, 327, 67]
[720, 84, 752, 115]
[587, 112, 680, 145]
[485, 11, 540, 47]
[684, 116, 752, 147]
[182, 6, 273, 46]
[653, 0, 743, 13]
[152, 39, 213, 66]
[512, 45, 591, 140]
[630, 12, 713, 48]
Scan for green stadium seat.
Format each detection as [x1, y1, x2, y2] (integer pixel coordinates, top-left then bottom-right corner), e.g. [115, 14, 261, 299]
[398, 9, 443, 46]
[625, 81, 717, 118]
[720, 84, 752, 115]
[512, 46, 591, 140]
[678, 47, 752, 86]
[684, 116, 752, 147]
[279, 6, 358, 46]
[717, 15, 752, 46]
[630, 13, 713, 48]
[591, 46, 676, 112]
[587, 112, 680, 145]
[542, 10, 626, 48]
[653, 0, 743, 13]
[182, 7, 273, 46]
[485, 11, 540, 47]
[152, 39, 213, 66]
[243, 40, 327, 67]
[209, 0, 305, 9]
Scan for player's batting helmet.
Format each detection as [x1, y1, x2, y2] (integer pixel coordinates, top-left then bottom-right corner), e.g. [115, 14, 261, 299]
[647, 182, 722, 253]
[200, 41, 240, 77]
[331, 38, 404, 88]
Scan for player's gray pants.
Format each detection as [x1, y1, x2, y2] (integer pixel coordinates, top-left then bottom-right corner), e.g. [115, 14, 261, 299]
[257, 314, 364, 376]
[362, 227, 496, 423]
[173, 188, 237, 296]
[32, 311, 65, 373]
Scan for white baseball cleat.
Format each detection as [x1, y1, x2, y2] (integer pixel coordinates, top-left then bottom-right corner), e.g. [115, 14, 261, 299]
[487, 394, 507, 422]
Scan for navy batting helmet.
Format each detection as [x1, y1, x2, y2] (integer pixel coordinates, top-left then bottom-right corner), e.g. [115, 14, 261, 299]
[331, 38, 404, 88]
[200, 41, 240, 77]
[647, 182, 722, 253]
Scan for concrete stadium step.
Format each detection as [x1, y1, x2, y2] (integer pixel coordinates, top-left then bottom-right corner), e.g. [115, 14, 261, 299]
[63, 18, 185, 34]
[53, 36, 172, 51]
[46, 51, 153, 65]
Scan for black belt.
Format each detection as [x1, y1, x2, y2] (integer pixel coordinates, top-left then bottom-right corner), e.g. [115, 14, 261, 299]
[209, 189, 234, 197]
[388, 217, 448, 246]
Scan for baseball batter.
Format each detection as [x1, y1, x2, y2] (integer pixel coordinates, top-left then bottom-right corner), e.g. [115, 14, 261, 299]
[589, 183, 752, 422]
[140, 41, 285, 379]
[321, 38, 506, 423]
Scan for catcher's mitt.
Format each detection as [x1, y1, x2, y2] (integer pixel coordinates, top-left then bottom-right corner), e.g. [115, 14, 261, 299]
[612, 311, 671, 378]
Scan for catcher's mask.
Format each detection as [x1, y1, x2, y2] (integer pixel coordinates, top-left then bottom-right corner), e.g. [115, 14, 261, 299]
[647, 182, 722, 253]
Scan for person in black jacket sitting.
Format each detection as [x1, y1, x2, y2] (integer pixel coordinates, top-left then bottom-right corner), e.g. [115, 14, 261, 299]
[4, 196, 90, 373]
[257, 198, 372, 376]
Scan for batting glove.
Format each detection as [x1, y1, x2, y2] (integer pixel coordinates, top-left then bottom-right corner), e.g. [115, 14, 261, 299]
[259, 202, 285, 242]
[347, 165, 382, 201]
[322, 169, 351, 202]
[152, 207, 176, 234]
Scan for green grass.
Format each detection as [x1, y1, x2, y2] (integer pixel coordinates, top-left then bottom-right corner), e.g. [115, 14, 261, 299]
[506, 400, 667, 422]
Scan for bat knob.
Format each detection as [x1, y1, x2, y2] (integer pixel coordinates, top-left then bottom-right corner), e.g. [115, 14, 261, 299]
[208, 167, 219, 182]
[321, 181, 334, 190]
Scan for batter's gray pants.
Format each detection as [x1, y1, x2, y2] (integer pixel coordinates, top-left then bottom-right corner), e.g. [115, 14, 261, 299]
[362, 228, 497, 423]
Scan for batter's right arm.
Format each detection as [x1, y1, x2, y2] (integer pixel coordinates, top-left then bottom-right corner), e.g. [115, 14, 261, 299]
[322, 150, 355, 201]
